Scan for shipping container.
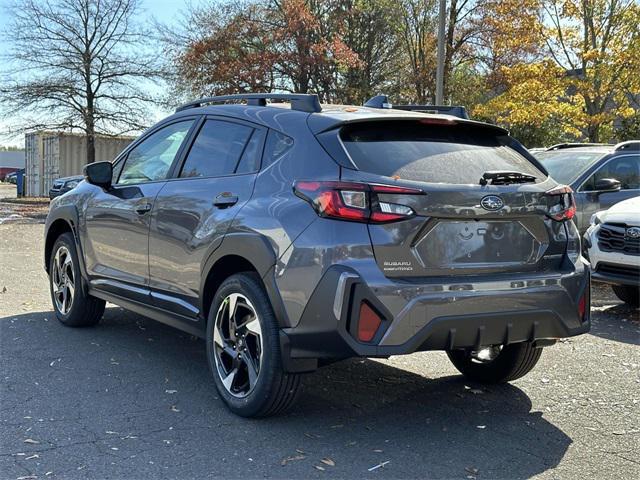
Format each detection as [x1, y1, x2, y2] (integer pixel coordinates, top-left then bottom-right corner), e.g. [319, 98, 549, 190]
[25, 131, 134, 197]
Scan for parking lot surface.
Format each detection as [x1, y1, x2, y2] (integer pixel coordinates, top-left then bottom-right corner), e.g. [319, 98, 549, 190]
[1, 187, 639, 479]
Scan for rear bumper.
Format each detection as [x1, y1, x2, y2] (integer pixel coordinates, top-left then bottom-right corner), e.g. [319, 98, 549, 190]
[280, 263, 590, 371]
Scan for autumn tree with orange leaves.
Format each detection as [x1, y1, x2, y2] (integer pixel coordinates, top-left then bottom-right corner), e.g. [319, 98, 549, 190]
[162, 0, 640, 146]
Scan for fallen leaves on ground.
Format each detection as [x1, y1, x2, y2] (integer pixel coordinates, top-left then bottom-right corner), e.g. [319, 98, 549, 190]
[281, 454, 306, 466]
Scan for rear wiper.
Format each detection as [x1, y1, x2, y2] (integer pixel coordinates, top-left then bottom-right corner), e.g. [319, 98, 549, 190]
[480, 171, 537, 186]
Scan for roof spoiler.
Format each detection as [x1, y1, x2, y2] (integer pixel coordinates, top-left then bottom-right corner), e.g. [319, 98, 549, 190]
[175, 93, 322, 113]
[363, 95, 469, 119]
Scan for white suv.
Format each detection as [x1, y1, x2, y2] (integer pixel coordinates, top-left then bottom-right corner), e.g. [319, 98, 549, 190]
[585, 196, 640, 307]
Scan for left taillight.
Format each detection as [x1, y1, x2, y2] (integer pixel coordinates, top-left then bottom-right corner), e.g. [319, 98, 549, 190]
[293, 181, 423, 224]
[546, 185, 576, 221]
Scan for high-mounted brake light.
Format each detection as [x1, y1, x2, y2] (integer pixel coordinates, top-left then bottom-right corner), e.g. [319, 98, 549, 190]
[546, 185, 576, 221]
[293, 181, 423, 224]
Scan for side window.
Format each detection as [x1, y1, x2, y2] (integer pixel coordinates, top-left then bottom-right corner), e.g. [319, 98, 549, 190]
[583, 155, 640, 191]
[261, 130, 294, 169]
[118, 120, 194, 185]
[111, 157, 126, 184]
[236, 129, 266, 174]
[179, 120, 254, 178]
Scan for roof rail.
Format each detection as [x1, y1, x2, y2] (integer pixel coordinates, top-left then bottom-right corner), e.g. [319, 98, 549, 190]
[614, 140, 640, 152]
[546, 143, 611, 151]
[394, 104, 469, 119]
[363, 95, 469, 119]
[175, 93, 322, 113]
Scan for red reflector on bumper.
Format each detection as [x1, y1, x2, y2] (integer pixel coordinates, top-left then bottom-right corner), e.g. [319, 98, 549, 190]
[578, 292, 587, 320]
[358, 302, 381, 342]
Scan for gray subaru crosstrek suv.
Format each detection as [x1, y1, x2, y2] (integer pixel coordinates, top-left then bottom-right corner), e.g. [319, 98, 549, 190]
[44, 94, 590, 417]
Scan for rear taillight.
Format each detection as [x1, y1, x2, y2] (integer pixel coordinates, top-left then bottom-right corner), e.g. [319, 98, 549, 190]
[546, 185, 576, 221]
[293, 181, 423, 223]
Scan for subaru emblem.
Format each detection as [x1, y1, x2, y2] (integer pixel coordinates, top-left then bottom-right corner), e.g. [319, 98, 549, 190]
[480, 195, 504, 211]
[626, 226, 640, 239]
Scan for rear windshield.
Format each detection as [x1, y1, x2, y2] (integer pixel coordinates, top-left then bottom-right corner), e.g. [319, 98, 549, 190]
[340, 121, 544, 184]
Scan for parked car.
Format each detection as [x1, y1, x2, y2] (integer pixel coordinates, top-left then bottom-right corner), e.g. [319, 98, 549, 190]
[44, 93, 590, 417]
[533, 142, 640, 233]
[584, 196, 640, 307]
[49, 175, 84, 199]
[6, 170, 23, 184]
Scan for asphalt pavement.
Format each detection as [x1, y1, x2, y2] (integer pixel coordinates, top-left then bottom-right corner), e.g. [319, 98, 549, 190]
[0, 196, 638, 479]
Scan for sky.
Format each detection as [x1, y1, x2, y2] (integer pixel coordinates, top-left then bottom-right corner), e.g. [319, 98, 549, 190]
[0, 0, 195, 148]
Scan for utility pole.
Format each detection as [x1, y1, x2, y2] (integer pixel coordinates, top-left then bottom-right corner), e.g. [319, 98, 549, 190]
[435, 0, 446, 104]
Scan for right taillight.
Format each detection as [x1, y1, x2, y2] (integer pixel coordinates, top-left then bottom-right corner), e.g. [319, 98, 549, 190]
[293, 181, 423, 224]
[546, 185, 576, 221]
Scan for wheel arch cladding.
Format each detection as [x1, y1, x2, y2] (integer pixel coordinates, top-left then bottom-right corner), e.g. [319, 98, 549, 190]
[202, 255, 258, 322]
[200, 233, 289, 327]
[45, 218, 75, 274]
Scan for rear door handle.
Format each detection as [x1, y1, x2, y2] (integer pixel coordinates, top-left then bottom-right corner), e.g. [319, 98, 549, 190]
[135, 203, 153, 215]
[214, 193, 239, 208]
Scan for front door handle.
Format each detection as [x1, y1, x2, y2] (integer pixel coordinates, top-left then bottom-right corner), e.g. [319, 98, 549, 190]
[135, 203, 153, 215]
[214, 193, 239, 208]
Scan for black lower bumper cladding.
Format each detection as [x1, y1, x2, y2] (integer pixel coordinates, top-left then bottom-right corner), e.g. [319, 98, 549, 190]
[280, 266, 591, 372]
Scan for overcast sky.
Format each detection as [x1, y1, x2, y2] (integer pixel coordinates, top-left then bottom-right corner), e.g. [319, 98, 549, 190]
[0, 0, 193, 148]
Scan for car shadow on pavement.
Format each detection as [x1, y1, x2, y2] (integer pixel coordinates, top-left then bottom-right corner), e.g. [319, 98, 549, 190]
[1, 306, 571, 479]
[588, 303, 640, 346]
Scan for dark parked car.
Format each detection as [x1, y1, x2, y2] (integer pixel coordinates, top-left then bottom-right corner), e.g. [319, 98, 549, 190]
[44, 94, 590, 417]
[49, 175, 84, 199]
[533, 142, 640, 233]
[6, 169, 23, 184]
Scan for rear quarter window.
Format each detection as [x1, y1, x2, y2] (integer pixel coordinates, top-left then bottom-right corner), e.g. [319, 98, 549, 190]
[340, 121, 544, 184]
[261, 130, 294, 169]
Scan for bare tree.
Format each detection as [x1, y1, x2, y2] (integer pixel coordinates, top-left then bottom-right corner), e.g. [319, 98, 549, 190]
[0, 0, 162, 163]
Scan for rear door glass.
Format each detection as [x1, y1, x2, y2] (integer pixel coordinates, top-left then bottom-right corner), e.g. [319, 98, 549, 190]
[180, 120, 254, 178]
[340, 121, 543, 184]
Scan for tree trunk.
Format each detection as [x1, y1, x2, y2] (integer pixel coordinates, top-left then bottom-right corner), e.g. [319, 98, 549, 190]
[443, 0, 458, 101]
[86, 98, 96, 164]
[86, 127, 96, 164]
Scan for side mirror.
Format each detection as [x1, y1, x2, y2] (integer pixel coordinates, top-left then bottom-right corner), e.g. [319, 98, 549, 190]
[83, 161, 112, 190]
[593, 178, 621, 193]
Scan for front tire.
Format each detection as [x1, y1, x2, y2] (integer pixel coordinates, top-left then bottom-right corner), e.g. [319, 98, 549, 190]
[49, 233, 105, 327]
[206, 273, 300, 417]
[447, 342, 543, 383]
[612, 284, 639, 308]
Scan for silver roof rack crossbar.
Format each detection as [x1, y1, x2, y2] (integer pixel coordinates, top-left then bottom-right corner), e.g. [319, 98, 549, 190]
[175, 93, 322, 113]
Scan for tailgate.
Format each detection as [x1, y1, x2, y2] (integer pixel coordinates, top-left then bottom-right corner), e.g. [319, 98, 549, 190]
[337, 119, 570, 277]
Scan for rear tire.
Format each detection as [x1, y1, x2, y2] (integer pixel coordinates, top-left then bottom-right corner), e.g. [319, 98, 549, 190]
[447, 342, 543, 383]
[612, 284, 639, 308]
[206, 273, 301, 417]
[49, 233, 105, 327]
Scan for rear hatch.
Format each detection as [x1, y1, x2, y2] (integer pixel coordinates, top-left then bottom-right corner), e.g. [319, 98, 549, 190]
[335, 119, 572, 277]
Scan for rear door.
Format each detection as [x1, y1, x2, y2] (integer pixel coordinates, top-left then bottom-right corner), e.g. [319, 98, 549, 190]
[337, 119, 568, 278]
[83, 119, 196, 298]
[148, 117, 266, 319]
